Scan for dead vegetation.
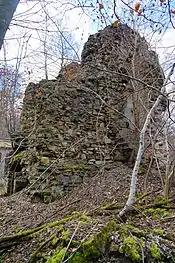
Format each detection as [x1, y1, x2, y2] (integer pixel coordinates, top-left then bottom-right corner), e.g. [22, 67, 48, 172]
[0, 164, 175, 262]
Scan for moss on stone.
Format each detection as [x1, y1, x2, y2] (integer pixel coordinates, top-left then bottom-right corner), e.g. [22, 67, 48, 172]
[81, 220, 117, 260]
[46, 220, 117, 262]
[0, 255, 4, 263]
[118, 224, 147, 262]
[119, 225, 128, 239]
[69, 252, 86, 263]
[46, 214, 80, 228]
[96, 220, 117, 253]
[119, 236, 142, 262]
[138, 166, 145, 174]
[61, 230, 72, 245]
[144, 207, 171, 219]
[51, 236, 59, 247]
[100, 202, 124, 211]
[10, 152, 24, 164]
[46, 248, 66, 263]
[82, 235, 101, 259]
[153, 229, 164, 235]
[4, 214, 175, 263]
[150, 242, 161, 261]
[154, 195, 166, 203]
[79, 214, 92, 226]
[71, 211, 80, 216]
[13, 224, 21, 233]
[40, 156, 50, 164]
[126, 224, 146, 236]
[31, 214, 80, 237]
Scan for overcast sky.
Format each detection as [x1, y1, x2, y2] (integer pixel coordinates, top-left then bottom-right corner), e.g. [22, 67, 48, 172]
[0, 0, 175, 82]
[0, 1, 93, 81]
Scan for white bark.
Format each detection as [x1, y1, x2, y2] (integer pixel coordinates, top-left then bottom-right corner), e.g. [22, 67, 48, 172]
[119, 63, 175, 217]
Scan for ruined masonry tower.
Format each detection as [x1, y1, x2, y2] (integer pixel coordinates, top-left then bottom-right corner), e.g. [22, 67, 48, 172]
[18, 24, 164, 201]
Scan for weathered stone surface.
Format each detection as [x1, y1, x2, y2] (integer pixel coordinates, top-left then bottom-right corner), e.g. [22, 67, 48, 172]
[0, 139, 12, 195]
[17, 24, 164, 200]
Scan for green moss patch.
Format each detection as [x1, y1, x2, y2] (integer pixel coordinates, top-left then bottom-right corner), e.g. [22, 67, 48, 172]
[144, 208, 171, 219]
[46, 247, 66, 263]
[119, 236, 142, 262]
[2, 209, 174, 263]
[82, 235, 101, 260]
[10, 152, 24, 164]
[95, 220, 117, 253]
[69, 252, 86, 263]
[81, 220, 117, 260]
[40, 156, 50, 164]
[46, 220, 117, 262]
[150, 242, 161, 261]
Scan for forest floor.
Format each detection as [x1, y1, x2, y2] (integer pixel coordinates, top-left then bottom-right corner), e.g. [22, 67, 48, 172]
[0, 163, 175, 263]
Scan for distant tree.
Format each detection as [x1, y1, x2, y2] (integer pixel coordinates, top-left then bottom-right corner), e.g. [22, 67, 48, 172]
[0, 63, 22, 136]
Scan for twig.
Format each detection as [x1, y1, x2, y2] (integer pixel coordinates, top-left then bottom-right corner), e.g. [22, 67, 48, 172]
[61, 222, 80, 263]
[160, 215, 175, 221]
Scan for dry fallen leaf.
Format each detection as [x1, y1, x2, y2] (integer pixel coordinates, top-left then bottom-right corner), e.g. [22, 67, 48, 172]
[113, 19, 120, 27]
[135, 2, 141, 12]
[99, 3, 104, 9]
[130, 9, 134, 15]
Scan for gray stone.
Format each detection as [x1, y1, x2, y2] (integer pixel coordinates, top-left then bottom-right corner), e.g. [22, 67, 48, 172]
[14, 24, 164, 199]
[95, 160, 105, 165]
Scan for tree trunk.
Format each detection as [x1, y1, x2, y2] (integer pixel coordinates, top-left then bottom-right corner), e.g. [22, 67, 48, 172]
[0, 0, 20, 50]
[119, 63, 175, 218]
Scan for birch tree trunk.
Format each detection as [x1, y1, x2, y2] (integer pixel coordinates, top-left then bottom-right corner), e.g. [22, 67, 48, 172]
[0, 0, 20, 50]
[119, 63, 175, 218]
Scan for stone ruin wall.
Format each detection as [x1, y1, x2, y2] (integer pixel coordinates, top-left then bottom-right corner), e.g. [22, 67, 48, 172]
[13, 24, 164, 201]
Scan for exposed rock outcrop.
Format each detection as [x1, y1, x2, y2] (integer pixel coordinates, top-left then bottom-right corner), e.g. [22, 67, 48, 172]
[15, 24, 164, 200]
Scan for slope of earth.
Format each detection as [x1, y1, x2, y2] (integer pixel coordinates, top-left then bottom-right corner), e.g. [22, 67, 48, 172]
[0, 163, 175, 263]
